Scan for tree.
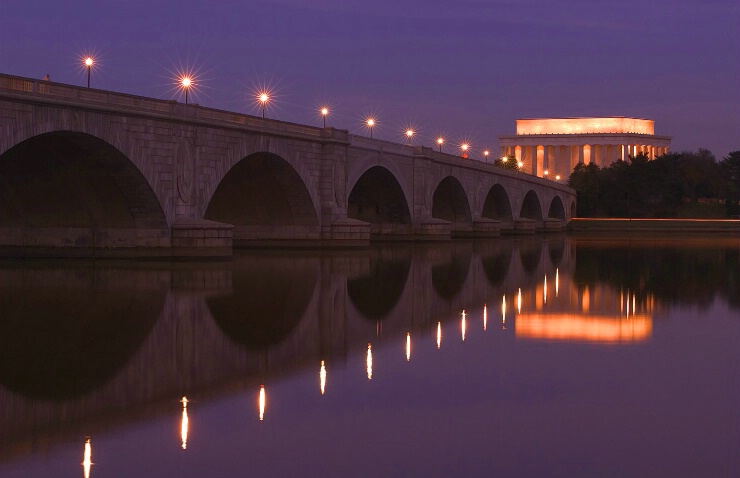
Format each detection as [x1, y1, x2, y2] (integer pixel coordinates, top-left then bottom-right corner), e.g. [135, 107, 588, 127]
[568, 163, 601, 216]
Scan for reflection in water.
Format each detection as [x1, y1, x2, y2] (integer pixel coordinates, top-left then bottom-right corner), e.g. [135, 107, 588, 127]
[181, 397, 189, 450]
[347, 254, 412, 321]
[2, 237, 739, 475]
[517, 288, 522, 315]
[82, 437, 92, 478]
[207, 256, 318, 350]
[502, 295, 507, 329]
[320, 361, 327, 396]
[0, 266, 165, 399]
[461, 311, 467, 341]
[516, 314, 652, 343]
[259, 386, 266, 421]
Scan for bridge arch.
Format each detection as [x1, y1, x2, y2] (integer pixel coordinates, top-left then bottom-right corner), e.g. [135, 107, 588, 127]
[482, 184, 514, 222]
[0, 131, 168, 251]
[519, 190, 544, 226]
[432, 176, 472, 228]
[348, 165, 412, 237]
[548, 196, 566, 220]
[205, 151, 320, 243]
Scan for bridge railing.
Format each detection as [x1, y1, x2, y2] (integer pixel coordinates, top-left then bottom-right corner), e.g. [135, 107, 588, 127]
[0, 73, 324, 139]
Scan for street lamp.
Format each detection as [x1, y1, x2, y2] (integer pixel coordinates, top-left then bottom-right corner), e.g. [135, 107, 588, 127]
[405, 129, 415, 145]
[437, 137, 444, 152]
[181, 77, 192, 104]
[461, 143, 469, 159]
[321, 107, 329, 127]
[501, 156, 508, 163]
[84, 57, 94, 88]
[544, 169, 550, 179]
[517, 160, 524, 170]
[366, 118, 376, 138]
[484, 150, 490, 161]
[555, 174, 561, 181]
[259, 93, 269, 118]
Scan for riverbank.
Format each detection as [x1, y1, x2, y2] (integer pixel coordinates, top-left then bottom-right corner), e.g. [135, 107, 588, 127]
[568, 218, 740, 233]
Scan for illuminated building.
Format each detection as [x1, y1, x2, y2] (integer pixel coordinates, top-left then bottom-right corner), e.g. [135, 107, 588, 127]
[498, 117, 672, 178]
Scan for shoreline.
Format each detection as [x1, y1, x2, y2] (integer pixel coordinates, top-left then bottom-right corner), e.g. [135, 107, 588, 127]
[567, 218, 740, 234]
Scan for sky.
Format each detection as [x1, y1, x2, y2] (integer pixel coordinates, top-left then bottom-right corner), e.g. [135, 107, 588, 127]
[1, 0, 738, 158]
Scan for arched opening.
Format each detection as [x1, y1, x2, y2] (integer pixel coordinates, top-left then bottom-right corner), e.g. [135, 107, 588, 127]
[520, 190, 544, 227]
[482, 184, 513, 222]
[432, 176, 472, 234]
[0, 265, 165, 399]
[206, 255, 319, 350]
[432, 247, 473, 300]
[348, 166, 411, 238]
[548, 196, 566, 220]
[0, 132, 168, 253]
[205, 152, 319, 244]
[347, 253, 412, 320]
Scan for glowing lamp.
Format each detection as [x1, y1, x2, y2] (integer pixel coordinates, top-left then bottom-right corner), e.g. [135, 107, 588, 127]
[321, 107, 329, 127]
[84, 57, 94, 88]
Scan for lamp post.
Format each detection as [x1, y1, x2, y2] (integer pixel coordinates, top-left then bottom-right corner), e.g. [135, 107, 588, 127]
[406, 129, 414, 145]
[366, 118, 375, 138]
[437, 137, 444, 152]
[181, 77, 192, 104]
[461, 143, 469, 159]
[321, 107, 329, 128]
[84, 57, 93, 88]
[517, 160, 524, 170]
[259, 93, 269, 118]
[484, 150, 490, 162]
[544, 169, 550, 179]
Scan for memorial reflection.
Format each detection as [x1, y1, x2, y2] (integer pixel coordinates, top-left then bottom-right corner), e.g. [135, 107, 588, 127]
[1, 235, 738, 465]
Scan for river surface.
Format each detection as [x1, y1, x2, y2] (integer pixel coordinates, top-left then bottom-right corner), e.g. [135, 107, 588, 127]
[0, 235, 738, 477]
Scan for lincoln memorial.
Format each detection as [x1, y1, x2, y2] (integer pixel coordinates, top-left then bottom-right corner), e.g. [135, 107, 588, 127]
[499, 117, 672, 179]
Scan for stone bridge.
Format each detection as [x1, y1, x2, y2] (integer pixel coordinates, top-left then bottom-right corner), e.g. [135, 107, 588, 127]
[0, 74, 575, 257]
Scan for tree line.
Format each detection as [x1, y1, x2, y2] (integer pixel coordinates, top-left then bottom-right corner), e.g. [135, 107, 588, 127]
[568, 149, 740, 218]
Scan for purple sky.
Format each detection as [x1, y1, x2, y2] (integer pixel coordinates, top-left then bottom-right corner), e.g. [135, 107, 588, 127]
[2, 0, 738, 158]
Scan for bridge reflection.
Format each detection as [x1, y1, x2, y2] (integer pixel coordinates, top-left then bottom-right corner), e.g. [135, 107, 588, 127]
[2, 235, 734, 461]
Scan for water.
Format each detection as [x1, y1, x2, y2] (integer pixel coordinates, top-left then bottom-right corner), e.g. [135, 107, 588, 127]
[0, 235, 738, 477]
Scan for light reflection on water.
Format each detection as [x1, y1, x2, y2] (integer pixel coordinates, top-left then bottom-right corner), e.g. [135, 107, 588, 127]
[0, 236, 739, 477]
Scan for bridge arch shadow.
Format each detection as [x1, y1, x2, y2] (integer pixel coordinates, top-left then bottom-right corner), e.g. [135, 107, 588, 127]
[548, 196, 566, 220]
[482, 184, 514, 226]
[432, 245, 473, 301]
[0, 265, 166, 399]
[432, 176, 472, 233]
[348, 166, 412, 238]
[0, 131, 168, 251]
[205, 152, 320, 244]
[520, 190, 544, 227]
[347, 251, 412, 320]
[206, 255, 319, 350]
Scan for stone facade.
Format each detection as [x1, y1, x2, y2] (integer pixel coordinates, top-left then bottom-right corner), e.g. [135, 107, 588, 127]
[499, 117, 672, 179]
[0, 74, 576, 257]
